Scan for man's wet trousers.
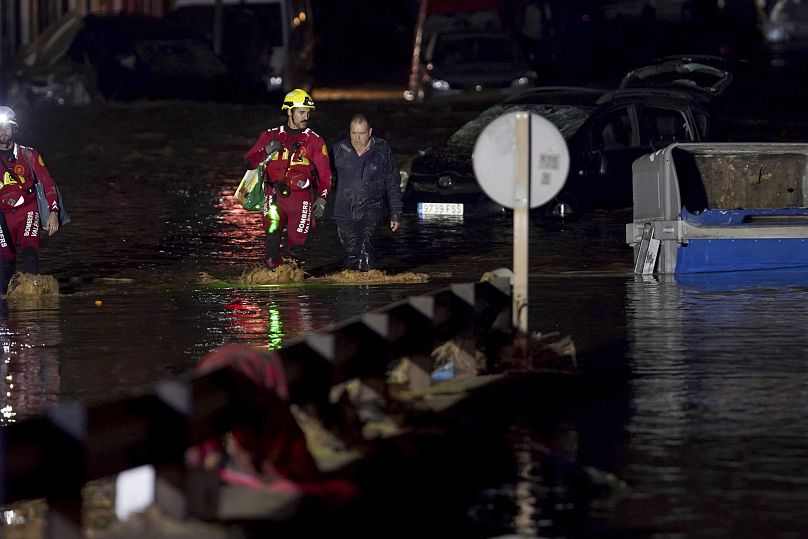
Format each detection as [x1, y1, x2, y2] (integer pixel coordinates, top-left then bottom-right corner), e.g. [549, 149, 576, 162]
[336, 213, 380, 272]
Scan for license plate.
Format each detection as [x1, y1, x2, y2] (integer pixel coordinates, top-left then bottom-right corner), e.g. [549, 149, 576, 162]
[417, 202, 464, 216]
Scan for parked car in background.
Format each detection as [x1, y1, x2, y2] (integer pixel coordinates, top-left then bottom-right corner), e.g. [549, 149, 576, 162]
[6, 11, 94, 106]
[618, 53, 763, 123]
[8, 12, 231, 104]
[168, 0, 315, 98]
[164, 6, 276, 101]
[401, 85, 720, 216]
[763, 0, 808, 70]
[412, 32, 537, 101]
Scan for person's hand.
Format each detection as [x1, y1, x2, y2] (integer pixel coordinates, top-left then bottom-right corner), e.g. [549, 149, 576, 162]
[390, 220, 400, 232]
[264, 140, 282, 158]
[45, 212, 59, 236]
[312, 197, 326, 219]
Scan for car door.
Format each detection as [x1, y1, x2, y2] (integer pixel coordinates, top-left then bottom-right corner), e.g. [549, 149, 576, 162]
[581, 105, 648, 209]
[638, 105, 699, 149]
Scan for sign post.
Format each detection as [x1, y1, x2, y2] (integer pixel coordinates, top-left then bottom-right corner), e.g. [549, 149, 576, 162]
[472, 112, 569, 334]
[513, 113, 530, 332]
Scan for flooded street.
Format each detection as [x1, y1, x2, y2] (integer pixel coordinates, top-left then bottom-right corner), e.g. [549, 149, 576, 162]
[3, 95, 808, 536]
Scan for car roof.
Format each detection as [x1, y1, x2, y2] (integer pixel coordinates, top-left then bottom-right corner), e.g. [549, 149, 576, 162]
[502, 86, 608, 106]
[599, 87, 713, 108]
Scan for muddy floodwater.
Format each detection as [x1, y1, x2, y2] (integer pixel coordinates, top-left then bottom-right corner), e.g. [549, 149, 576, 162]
[3, 97, 808, 536]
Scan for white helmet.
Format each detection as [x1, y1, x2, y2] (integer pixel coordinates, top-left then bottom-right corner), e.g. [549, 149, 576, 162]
[0, 107, 19, 128]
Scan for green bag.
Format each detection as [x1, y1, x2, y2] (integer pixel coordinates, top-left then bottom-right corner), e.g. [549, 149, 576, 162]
[234, 165, 265, 212]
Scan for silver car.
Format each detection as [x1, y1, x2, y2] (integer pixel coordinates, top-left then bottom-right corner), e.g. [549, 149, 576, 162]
[413, 32, 537, 101]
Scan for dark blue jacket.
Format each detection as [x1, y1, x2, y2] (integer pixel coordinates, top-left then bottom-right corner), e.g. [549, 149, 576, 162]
[331, 137, 403, 222]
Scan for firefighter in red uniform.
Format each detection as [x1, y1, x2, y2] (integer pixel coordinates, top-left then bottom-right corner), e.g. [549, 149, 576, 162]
[244, 89, 332, 269]
[0, 106, 60, 292]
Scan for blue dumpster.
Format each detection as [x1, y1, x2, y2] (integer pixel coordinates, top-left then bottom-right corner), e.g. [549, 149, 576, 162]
[627, 143, 808, 274]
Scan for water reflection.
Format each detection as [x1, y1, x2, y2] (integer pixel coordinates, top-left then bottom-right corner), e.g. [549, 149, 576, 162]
[623, 273, 808, 534]
[416, 214, 464, 226]
[222, 290, 317, 350]
[0, 297, 62, 424]
[212, 183, 265, 269]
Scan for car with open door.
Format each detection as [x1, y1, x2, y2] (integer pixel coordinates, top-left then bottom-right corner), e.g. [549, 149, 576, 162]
[400, 85, 721, 217]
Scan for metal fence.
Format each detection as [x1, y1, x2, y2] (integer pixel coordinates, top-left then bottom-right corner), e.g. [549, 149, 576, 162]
[0, 278, 512, 539]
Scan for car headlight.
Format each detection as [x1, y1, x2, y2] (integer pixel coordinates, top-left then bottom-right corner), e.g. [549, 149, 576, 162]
[263, 74, 284, 90]
[430, 79, 451, 91]
[511, 71, 537, 87]
[764, 23, 787, 44]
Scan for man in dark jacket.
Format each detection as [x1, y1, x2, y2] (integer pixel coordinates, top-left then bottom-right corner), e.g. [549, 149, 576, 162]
[331, 114, 403, 271]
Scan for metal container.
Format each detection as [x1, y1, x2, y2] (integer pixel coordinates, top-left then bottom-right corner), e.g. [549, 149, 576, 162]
[627, 143, 808, 273]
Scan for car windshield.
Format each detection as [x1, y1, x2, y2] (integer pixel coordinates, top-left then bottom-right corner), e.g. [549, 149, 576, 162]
[432, 34, 522, 65]
[446, 103, 592, 151]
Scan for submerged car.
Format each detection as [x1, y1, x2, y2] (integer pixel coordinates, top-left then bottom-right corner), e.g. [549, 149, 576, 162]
[401, 85, 721, 216]
[413, 32, 537, 100]
[9, 12, 233, 104]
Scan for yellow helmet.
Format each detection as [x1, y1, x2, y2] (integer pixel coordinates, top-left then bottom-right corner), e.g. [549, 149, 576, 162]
[281, 89, 315, 111]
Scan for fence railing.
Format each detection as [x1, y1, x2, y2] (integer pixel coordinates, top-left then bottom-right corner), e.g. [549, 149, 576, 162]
[0, 277, 512, 539]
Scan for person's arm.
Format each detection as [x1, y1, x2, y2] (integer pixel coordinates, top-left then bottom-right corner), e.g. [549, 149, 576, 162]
[383, 146, 403, 231]
[244, 130, 274, 170]
[309, 135, 332, 200]
[308, 135, 332, 220]
[28, 148, 60, 236]
[329, 143, 339, 189]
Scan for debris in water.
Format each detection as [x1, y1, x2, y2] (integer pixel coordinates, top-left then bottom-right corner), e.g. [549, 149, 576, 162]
[95, 277, 135, 285]
[316, 269, 428, 284]
[197, 272, 217, 284]
[493, 331, 577, 371]
[239, 260, 306, 284]
[480, 267, 514, 284]
[6, 273, 59, 297]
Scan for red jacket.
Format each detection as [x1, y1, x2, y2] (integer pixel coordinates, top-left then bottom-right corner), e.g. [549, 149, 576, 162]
[245, 126, 332, 199]
[0, 144, 59, 213]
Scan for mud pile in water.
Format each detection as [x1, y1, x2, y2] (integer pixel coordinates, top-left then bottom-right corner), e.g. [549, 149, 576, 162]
[317, 269, 428, 284]
[6, 273, 59, 297]
[239, 261, 306, 284]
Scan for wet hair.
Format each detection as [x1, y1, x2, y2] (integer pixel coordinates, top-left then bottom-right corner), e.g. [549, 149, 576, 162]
[350, 114, 370, 128]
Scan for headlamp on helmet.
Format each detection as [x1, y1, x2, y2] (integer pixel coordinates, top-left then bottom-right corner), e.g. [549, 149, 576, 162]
[281, 89, 315, 111]
[0, 106, 19, 128]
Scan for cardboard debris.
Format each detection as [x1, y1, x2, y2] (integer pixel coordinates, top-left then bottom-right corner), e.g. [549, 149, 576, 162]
[6, 272, 59, 297]
[316, 269, 428, 284]
[239, 261, 306, 284]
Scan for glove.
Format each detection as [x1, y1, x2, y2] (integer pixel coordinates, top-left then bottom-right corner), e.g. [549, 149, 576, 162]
[264, 140, 282, 158]
[312, 197, 326, 219]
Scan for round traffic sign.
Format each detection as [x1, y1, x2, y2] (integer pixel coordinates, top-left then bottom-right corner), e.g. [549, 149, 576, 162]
[472, 111, 569, 209]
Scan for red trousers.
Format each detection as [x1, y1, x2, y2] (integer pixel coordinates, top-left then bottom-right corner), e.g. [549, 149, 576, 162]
[261, 188, 312, 268]
[0, 202, 41, 260]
